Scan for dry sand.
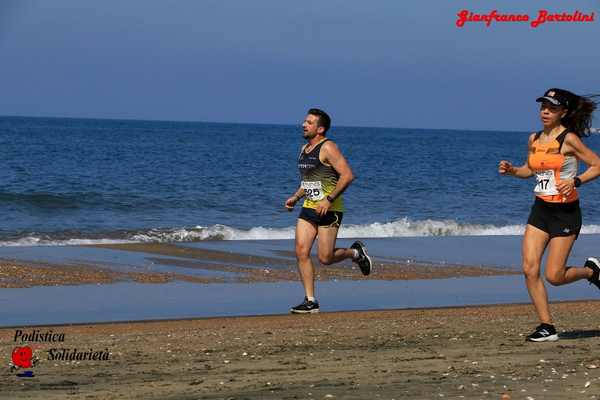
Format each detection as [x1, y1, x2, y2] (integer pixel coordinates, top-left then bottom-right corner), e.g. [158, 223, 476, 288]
[3, 301, 600, 399]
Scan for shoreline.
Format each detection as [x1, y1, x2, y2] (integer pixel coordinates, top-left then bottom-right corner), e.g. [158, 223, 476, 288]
[0, 241, 519, 289]
[4, 238, 600, 328]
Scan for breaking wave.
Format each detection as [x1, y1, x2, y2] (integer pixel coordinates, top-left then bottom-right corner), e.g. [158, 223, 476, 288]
[3, 218, 600, 246]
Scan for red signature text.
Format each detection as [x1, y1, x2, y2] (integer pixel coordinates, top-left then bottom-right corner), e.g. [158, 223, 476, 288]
[456, 10, 595, 28]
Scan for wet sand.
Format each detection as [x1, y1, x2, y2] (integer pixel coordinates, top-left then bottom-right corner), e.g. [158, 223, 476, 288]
[0, 260, 222, 288]
[0, 243, 518, 288]
[2, 301, 600, 399]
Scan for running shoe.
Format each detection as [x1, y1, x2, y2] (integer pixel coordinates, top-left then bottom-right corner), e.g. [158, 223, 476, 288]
[526, 323, 559, 342]
[351, 240, 372, 276]
[585, 257, 600, 289]
[290, 297, 320, 314]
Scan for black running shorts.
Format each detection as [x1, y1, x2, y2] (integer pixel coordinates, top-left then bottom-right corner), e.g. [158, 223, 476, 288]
[298, 207, 343, 228]
[527, 197, 582, 239]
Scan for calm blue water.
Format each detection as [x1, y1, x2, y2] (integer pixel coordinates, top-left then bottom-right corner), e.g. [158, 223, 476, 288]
[3, 276, 595, 326]
[2, 115, 600, 245]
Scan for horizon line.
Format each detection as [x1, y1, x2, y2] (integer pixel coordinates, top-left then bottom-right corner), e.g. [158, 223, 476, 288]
[0, 113, 548, 134]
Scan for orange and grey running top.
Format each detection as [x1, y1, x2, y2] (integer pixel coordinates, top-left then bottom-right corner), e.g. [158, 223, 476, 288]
[298, 139, 344, 212]
[528, 129, 578, 203]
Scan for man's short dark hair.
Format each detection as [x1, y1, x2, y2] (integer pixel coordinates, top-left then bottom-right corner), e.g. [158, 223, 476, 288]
[308, 108, 331, 133]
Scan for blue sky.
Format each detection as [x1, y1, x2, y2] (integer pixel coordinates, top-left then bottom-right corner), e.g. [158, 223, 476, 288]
[0, 0, 599, 130]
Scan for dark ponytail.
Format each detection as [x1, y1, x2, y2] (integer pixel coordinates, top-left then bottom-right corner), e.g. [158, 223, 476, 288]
[562, 93, 598, 137]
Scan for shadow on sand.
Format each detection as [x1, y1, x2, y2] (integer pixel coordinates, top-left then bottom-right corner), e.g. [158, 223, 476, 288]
[559, 329, 600, 340]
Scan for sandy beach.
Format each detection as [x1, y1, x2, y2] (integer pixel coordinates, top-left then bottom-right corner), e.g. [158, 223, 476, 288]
[2, 240, 600, 399]
[2, 301, 600, 399]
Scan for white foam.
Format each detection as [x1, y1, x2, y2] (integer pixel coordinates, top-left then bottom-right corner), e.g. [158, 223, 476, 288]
[132, 225, 295, 242]
[0, 237, 133, 247]
[3, 218, 600, 246]
[128, 221, 600, 241]
[339, 219, 525, 238]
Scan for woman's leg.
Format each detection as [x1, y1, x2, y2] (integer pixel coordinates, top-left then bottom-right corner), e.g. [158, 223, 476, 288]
[544, 235, 591, 286]
[522, 224, 551, 324]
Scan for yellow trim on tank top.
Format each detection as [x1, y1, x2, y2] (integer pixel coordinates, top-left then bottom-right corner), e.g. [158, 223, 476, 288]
[303, 196, 344, 213]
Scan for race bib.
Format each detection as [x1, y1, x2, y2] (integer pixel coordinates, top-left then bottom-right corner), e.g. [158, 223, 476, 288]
[301, 181, 325, 201]
[534, 170, 558, 195]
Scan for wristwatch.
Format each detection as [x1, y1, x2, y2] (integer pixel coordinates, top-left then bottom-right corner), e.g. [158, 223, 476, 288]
[326, 195, 335, 203]
[574, 177, 582, 187]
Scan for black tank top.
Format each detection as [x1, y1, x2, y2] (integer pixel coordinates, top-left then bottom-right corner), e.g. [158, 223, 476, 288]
[297, 139, 343, 211]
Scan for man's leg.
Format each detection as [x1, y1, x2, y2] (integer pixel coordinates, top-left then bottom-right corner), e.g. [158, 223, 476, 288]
[295, 218, 318, 298]
[316, 225, 354, 265]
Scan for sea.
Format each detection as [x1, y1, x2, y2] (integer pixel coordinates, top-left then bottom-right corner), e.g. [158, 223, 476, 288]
[2, 115, 600, 246]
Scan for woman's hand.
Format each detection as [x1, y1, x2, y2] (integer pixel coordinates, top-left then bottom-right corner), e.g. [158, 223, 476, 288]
[498, 160, 514, 175]
[556, 179, 575, 197]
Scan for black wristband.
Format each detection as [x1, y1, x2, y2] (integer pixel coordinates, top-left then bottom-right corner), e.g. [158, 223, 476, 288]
[574, 177, 582, 187]
[326, 195, 335, 203]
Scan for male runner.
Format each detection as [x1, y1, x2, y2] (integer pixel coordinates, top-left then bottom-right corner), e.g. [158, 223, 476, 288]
[285, 108, 372, 314]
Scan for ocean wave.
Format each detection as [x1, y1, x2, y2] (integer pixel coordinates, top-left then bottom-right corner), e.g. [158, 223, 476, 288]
[128, 219, 600, 241]
[0, 191, 191, 210]
[3, 218, 600, 246]
[0, 192, 89, 209]
[0, 191, 136, 210]
[0, 237, 133, 247]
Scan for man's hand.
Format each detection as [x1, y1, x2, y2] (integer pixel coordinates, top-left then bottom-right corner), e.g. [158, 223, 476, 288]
[285, 196, 299, 212]
[315, 198, 331, 216]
